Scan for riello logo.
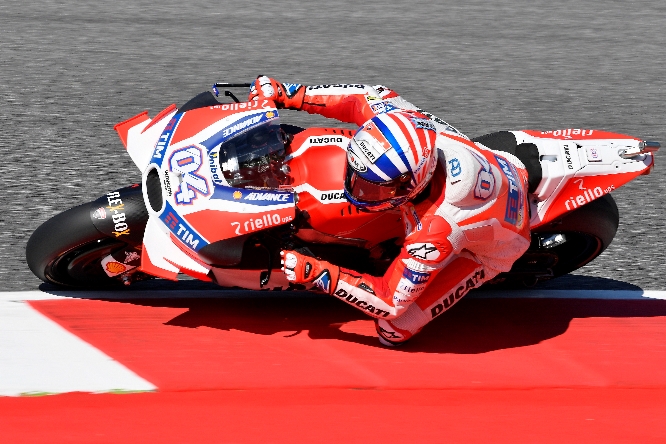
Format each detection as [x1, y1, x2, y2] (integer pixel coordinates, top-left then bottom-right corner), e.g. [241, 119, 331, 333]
[564, 186, 605, 210]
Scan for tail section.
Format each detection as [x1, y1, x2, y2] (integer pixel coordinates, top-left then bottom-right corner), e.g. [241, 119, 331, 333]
[474, 129, 658, 229]
[514, 129, 657, 227]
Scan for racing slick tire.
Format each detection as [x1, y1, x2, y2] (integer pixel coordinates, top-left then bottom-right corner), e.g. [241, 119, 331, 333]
[26, 195, 148, 289]
[535, 192, 619, 277]
[493, 193, 619, 287]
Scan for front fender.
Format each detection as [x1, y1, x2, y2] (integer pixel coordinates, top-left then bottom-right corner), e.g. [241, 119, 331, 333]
[89, 184, 148, 246]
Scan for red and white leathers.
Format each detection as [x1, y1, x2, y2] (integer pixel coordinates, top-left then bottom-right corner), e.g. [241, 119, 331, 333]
[254, 80, 532, 345]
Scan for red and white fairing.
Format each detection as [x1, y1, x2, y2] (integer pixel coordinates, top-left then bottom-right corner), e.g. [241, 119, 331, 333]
[115, 100, 297, 281]
[500, 129, 656, 228]
[114, 96, 657, 285]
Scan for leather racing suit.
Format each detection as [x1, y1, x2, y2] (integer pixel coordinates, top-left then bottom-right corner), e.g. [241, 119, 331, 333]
[261, 81, 532, 345]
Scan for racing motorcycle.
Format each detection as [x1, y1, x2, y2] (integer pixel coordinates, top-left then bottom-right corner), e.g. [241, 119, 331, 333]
[26, 83, 660, 289]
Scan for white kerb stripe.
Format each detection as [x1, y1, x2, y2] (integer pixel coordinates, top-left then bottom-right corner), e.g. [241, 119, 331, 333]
[0, 291, 156, 396]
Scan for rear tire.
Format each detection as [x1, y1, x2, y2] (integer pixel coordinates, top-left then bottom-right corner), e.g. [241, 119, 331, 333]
[491, 193, 619, 287]
[534, 193, 619, 277]
[26, 203, 136, 288]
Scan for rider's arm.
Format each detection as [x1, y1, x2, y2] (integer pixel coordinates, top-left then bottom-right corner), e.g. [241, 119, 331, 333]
[297, 84, 386, 125]
[282, 210, 463, 320]
[248, 77, 411, 126]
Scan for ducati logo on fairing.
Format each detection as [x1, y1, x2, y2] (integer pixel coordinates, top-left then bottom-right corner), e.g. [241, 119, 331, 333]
[308, 137, 344, 145]
[320, 192, 345, 201]
[563, 144, 574, 169]
[92, 207, 107, 220]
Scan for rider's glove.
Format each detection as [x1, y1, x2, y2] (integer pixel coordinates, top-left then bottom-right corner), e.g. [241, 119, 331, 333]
[248, 76, 305, 109]
[280, 249, 339, 294]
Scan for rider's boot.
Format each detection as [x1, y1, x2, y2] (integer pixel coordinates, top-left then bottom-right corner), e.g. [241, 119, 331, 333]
[375, 318, 420, 347]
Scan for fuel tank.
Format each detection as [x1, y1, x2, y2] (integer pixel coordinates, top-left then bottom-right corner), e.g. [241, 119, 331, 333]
[285, 128, 404, 248]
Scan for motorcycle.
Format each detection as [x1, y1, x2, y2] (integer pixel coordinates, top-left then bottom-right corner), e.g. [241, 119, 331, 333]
[26, 83, 660, 290]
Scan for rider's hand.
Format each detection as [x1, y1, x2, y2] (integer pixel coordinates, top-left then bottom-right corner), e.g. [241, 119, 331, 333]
[248, 76, 280, 102]
[281, 250, 339, 293]
[248, 76, 304, 109]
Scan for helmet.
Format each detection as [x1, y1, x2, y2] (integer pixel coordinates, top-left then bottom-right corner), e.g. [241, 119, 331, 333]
[344, 111, 438, 211]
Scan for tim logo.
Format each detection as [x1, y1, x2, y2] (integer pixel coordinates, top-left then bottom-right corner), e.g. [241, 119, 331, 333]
[169, 145, 210, 205]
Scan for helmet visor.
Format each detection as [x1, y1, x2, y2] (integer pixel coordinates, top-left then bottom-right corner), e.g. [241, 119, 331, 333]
[344, 167, 411, 204]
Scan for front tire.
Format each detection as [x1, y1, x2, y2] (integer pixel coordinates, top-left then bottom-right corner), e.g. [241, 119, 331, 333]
[26, 203, 137, 288]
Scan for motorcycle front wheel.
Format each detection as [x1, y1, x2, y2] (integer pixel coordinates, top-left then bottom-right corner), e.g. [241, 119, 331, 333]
[26, 203, 145, 288]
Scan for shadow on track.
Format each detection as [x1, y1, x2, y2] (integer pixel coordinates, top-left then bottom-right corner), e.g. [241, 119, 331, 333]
[40, 274, 663, 354]
[138, 296, 665, 353]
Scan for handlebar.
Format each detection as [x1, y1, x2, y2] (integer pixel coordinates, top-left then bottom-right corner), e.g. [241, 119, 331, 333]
[212, 82, 253, 97]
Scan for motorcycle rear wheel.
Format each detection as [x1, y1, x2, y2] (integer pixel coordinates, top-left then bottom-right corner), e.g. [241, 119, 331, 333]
[493, 193, 619, 287]
[26, 203, 143, 288]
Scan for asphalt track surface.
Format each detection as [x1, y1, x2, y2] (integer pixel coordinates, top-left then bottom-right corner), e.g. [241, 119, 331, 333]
[1, 1, 666, 442]
[2, 0, 665, 291]
[3, 289, 666, 443]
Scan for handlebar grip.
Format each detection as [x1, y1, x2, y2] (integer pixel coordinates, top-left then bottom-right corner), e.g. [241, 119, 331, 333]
[212, 82, 253, 97]
[213, 82, 253, 88]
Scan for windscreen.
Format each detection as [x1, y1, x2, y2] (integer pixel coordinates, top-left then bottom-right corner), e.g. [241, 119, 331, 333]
[215, 119, 288, 188]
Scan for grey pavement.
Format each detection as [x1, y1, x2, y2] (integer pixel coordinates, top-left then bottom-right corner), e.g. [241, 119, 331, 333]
[1, 0, 664, 291]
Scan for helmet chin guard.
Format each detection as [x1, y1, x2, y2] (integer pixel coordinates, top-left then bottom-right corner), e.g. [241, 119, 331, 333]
[344, 111, 438, 212]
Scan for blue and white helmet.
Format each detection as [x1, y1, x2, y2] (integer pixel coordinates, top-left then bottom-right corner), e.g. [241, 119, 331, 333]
[344, 111, 439, 211]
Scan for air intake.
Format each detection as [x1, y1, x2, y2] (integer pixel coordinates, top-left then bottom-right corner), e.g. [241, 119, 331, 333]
[145, 168, 164, 212]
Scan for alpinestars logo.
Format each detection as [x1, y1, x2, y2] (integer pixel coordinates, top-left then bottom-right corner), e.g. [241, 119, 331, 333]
[282, 83, 302, 98]
[313, 270, 331, 293]
[407, 243, 440, 261]
[378, 326, 403, 340]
